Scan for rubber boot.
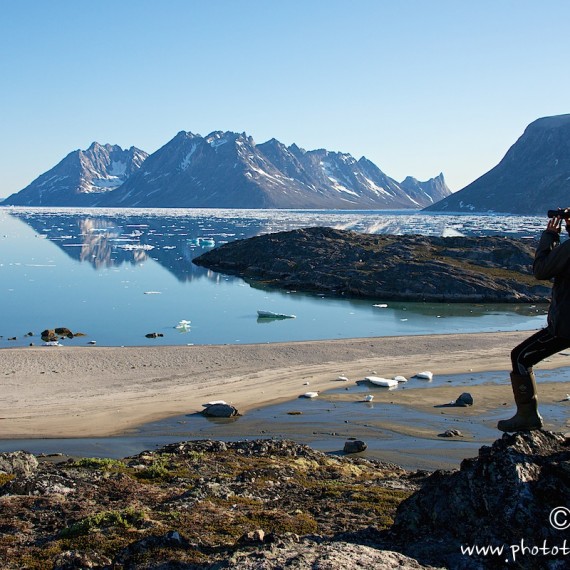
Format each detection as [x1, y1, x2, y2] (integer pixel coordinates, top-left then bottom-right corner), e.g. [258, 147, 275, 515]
[497, 372, 543, 432]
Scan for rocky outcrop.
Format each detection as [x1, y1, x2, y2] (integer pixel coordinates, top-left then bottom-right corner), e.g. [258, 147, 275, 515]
[224, 537, 444, 569]
[193, 226, 551, 302]
[391, 430, 570, 569]
[1, 433, 567, 569]
[0, 451, 38, 477]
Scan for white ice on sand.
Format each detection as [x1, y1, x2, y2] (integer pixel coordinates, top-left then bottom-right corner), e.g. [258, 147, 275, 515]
[202, 400, 228, 407]
[414, 371, 434, 381]
[301, 391, 319, 398]
[365, 376, 399, 388]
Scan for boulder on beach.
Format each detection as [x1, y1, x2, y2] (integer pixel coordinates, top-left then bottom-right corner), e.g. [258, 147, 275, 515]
[202, 403, 240, 418]
[455, 392, 473, 406]
[437, 429, 463, 438]
[343, 440, 367, 453]
[436, 392, 474, 408]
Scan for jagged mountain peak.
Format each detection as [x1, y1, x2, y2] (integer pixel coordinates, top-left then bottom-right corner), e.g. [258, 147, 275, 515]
[173, 130, 201, 141]
[3, 142, 148, 206]
[402, 172, 445, 185]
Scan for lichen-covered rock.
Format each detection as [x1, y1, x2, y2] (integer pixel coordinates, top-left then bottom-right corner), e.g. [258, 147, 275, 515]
[224, 538, 444, 569]
[3, 472, 76, 496]
[0, 451, 38, 476]
[392, 430, 570, 569]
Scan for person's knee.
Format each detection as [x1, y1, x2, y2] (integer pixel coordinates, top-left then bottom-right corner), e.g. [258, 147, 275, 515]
[511, 343, 523, 359]
[510, 347, 521, 368]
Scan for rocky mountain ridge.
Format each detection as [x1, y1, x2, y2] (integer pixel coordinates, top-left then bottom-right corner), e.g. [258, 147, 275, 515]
[4, 143, 148, 206]
[193, 226, 551, 302]
[425, 114, 570, 214]
[3, 131, 450, 209]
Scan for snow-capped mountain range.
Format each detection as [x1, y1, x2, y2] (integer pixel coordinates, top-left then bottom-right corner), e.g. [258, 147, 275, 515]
[4, 131, 450, 209]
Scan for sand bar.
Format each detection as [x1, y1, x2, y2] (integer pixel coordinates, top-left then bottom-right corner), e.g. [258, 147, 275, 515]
[1, 330, 569, 439]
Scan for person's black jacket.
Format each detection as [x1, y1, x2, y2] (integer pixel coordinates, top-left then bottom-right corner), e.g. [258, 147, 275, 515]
[533, 229, 570, 338]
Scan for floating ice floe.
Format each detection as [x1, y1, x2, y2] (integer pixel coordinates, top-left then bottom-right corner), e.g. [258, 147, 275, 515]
[120, 241, 151, 250]
[373, 304, 388, 308]
[441, 226, 466, 237]
[414, 371, 434, 381]
[175, 320, 191, 331]
[257, 310, 296, 319]
[364, 394, 374, 402]
[365, 376, 398, 388]
[144, 291, 161, 295]
[394, 375, 408, 383]
[43, 341, 62, 347]
[189, 237, 216, 247]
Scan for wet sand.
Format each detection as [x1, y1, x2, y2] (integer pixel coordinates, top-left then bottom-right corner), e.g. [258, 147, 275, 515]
[1, 331, 569, 469]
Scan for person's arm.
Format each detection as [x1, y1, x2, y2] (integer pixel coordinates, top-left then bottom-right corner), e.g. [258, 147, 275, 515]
[533, 216, 570, 279]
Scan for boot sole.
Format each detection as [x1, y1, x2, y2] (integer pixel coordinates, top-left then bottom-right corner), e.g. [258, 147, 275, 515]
[497, 421, 543, 432]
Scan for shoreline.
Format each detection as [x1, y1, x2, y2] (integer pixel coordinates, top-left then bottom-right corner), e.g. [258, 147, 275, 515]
[2, 330, 570, 442]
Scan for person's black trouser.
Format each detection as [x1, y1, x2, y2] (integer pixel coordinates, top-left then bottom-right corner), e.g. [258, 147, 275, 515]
[511, 328, 570, 375]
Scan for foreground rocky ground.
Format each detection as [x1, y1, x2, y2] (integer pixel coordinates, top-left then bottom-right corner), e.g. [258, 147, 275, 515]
[0, 431, 568, 569]
[0, 439, 424, 569]
[193, 227, 550, 302]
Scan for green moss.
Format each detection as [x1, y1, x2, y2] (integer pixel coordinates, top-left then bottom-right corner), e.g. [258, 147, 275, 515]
[70, 457, 126, 470]
[136, 464, 170, 481]
[60, 507, 147, 538]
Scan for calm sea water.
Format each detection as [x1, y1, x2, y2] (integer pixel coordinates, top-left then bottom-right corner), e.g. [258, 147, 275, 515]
[0, 207, 550, 348]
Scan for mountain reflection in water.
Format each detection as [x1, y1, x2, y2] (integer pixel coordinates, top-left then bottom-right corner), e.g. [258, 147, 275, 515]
[1, 208, 549, 347]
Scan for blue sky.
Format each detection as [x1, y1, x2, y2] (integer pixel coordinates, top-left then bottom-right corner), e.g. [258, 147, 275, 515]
[1, 0, 569, 198]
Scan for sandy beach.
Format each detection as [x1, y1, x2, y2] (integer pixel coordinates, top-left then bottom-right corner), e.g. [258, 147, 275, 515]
[1, 330, 569, 443]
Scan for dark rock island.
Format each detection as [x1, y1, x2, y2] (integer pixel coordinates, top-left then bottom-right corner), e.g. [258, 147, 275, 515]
[193, 227, 551, 303]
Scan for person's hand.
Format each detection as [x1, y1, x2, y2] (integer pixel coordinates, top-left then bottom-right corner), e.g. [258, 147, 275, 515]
[547, 216, 562, 233]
